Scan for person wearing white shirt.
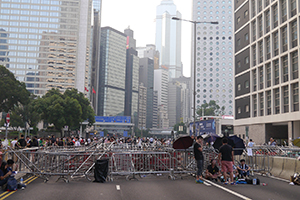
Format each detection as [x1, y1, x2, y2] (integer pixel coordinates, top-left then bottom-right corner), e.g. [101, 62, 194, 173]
[75, 137, 81, 146]
[11, 137, 18, 149]
[247, 139, 255, 147]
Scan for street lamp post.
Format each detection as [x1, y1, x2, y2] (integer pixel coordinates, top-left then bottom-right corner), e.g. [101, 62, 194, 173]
[172, 17, 218, 136]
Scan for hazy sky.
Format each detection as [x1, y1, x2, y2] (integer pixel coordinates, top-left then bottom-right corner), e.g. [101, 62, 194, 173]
[101, 0, 192, 77]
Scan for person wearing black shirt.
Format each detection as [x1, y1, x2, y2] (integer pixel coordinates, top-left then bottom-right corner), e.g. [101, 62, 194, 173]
[194, 136, 204, 183]
[218, 138, 235, 185]
[17, 135, 27, 149]
[205, 159, 220, 181]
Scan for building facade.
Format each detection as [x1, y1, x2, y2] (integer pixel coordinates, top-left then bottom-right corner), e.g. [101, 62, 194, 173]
[168, 80, 182, 127]
[155, 0, 182, 79]
[234, 0, 300, 145]
[124, 28, 139, 125]
[192, 0, 234, 119]
[138, 83, 147, 129]
[154, 68, 169, 128]
[136, 44, 160, 70]
[0, 0, 101, 96]
[139, 57, 154, 129]
[98, 27, 127, 116]
[153, 91, 159, 128]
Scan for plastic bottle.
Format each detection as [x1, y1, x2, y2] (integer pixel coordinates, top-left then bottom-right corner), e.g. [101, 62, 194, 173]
[20, 177, 25, 190]
[253, 178, 257, 185]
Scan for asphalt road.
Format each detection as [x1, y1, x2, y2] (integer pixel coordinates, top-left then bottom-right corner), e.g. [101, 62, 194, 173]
[1, 174, 299, 200]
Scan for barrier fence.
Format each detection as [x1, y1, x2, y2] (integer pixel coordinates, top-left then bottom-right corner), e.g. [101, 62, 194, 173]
[1, 143, 299, 183]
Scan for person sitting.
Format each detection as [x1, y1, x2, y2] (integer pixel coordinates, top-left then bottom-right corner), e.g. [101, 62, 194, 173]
[205, 159, 221, 181]
[237, 159, 251, 178]
[0, 162, 12, 187]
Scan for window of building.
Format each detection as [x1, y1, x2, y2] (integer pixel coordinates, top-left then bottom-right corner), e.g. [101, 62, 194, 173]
[237, 38, 241, 46]
[252, 0, 256, 17]
[253, 69, 257, 91]
[258, 15, 263, 38]
[258, 0, 262, 12]
[252, 20, 256, 41]
[244, 10, 248, 18]
[291, 20, 297, 48]
[237, 107, 241, 114]
[293, 83, 299, 112]
[260, 93, 264, 116]
[245, 80, 249, 88]
[259, 41, 263, 63]
[266, 36, 271, 60]
[282, 26, 288, 52]
[245, 56, 249, 64]
[282, 55, 288, 82]
[273, 59, 279, 85]
[265, 0, 269, 7]
[267, 90, 271, 115]
[273, 31, 279, 56]
[283, 85, 289, 113]
[238, 83, 241, 91]
[291, 0, 297, 17]
[237, 61, 241, 68]
[274, 88, 280, 114]
[281, 0, 287, 22]
[237, 17, 241, 24]
[273, 4, 278, 28]
[265, 10, 270, 33]
[259, 67, 264, 90]
[292, 51, 298, 80]
[252, 45, 256, 66]
[245, 33, 249, 41]
[266, 63, 271, 87]
[245, 105, 249, 112]
[253, 94, 257, 117]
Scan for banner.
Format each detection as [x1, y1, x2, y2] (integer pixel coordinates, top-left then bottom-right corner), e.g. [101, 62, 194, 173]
[189, 119, 216, 136]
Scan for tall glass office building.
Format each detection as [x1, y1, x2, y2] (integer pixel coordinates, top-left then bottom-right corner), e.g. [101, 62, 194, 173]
[192, 0, 234, 117]
[0, 0, 101, 97]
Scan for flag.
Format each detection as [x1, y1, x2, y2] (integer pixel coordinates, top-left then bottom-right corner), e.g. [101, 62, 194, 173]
[92, 88, 96, 94]
[85, 87, 89, 92]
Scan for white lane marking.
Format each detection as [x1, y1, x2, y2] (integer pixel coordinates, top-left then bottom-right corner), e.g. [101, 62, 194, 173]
[203, 182, 211, 186]
[205, 180, 252, 200]
[116, 185, 121, 191]
[268, 176, 290, 183]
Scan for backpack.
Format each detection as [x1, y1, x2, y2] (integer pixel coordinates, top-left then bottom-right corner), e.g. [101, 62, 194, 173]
[6, 177, 18, 191]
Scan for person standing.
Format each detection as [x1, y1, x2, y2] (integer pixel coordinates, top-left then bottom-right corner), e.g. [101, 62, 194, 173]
[218, 138, 235, 185]
[194, 136, 204, 183]
[247, 139, 255, 147]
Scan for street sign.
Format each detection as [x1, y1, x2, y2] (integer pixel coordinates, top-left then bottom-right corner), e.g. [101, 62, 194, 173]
[6, 113, 10, 124]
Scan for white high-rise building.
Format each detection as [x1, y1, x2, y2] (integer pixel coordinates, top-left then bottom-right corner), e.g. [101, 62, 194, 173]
[155, 0, 182, 79]
[192, 0, 234, 118]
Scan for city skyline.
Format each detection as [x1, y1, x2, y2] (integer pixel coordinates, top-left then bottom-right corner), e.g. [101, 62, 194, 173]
[101, 0, 192, 77]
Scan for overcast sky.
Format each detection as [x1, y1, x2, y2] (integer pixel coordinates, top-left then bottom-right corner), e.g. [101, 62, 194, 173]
[101, 0, 192, 77]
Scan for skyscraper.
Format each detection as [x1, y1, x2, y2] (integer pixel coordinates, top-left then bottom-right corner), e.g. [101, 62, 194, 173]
[234, 0, 300, 145]
[155, 0, 182, 79]
[0, 0, 101, 96]
[139, 57, 154, 129]
[168, 80, 182, 127]
[124, 28, 139, 125]
[192, 0, 234, 118]
[98, 27, 127, 116]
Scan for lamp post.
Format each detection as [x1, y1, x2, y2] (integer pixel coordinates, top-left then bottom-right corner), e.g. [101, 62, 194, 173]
[172, 17, 218, 136]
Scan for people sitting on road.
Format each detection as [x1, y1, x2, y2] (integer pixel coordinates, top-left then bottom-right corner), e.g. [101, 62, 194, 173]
[0, 160, 15, 187]
[237, 159, 251, 178]
[205, 159, 221, 181]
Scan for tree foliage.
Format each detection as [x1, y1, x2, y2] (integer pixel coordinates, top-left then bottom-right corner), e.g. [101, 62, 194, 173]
[173, 122, 187, 134]
[0, 65, 30, 112]
[196, 100, 225, 117]
[35, 88, 95, 132]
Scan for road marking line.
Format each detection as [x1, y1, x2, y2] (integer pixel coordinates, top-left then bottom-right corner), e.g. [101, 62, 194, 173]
[0, 191, 16, 200]
[26, 177, 38, 184]
[24, 176, 35, 183]
[203, 182, 211, 186]
[205, 180, 252, 200]
[0, 192, 8, 198]
[116, 185, 121, 191]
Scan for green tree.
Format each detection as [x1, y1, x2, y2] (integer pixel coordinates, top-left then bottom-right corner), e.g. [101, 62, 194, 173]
[196, 100, 225, 117]
[173, 122, 187, 134]
[0, 65, 30, 112]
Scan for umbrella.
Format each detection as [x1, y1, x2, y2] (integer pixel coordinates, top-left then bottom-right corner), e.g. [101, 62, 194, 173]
[213, 137, 234, 150]
[173, 136, 193, 149]
[228, 135, 246, 155]
[293, 139, 300, 147]
[202, 133, 220, 144]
